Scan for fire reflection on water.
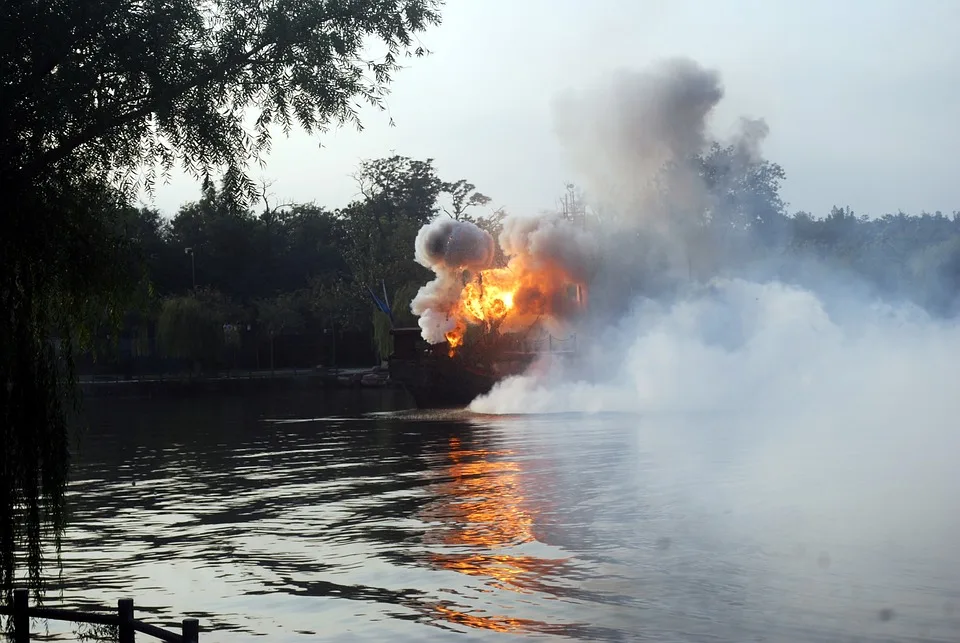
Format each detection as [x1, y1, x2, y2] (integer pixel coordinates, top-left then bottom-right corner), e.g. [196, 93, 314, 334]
[418, 436, 574, 633]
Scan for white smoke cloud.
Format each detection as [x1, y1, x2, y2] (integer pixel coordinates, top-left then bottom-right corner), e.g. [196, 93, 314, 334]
[471, 279, 960, 632]
[410, 218, 495, 344]
[466, 57, 960, 627]
[414, 217, 495, 272]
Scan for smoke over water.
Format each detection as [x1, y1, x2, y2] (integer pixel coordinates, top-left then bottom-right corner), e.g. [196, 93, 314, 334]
[438, 60, 960, 629]
[405, 58, 960, 627]
[468, 56, 960, 416]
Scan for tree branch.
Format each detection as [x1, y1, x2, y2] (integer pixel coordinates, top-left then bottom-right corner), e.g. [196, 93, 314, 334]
[20, 40, 278, 181]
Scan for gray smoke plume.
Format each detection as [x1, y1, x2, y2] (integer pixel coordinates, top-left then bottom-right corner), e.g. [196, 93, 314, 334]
[468, 59, 960, 634]
[410, 58, 773, 346]
[410, 218, 495, 344]
[499, 213, 599, 286]
[414, 217, 495, 271]
[551, 57, 724, 228]
[550, 58, 731, 322]
[732, 117, 770, 163]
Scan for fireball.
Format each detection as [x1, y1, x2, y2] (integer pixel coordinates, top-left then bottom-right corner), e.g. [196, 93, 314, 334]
[444, 262, 584, 355]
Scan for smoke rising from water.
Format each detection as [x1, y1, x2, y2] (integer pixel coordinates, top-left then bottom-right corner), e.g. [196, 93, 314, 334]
[468, 58, 960, 574]
[409, 56, 960, 634]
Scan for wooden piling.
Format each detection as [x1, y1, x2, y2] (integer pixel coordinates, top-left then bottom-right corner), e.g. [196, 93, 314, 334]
[182, 617, 199, 642]
[118, 598, 135, 643]
[13, 589, 29, 643]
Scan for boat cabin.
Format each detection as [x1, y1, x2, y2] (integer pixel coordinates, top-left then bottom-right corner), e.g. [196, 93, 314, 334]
[389, 327, 424, 360]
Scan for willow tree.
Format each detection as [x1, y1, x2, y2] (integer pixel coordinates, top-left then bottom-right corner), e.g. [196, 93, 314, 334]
[1, 0, 443, 602]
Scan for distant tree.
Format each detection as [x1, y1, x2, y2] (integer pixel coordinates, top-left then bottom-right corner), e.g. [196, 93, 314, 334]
[697, 142, 788, 251]
[157, 289, 239, 372]
[256, 293, 307, 370]
[338, 156, 441, 308]
[475, 208, 509, 268]
[305, 275, 360, 331]
[167, 183, 264, 298]
[441, 179, 491, 222]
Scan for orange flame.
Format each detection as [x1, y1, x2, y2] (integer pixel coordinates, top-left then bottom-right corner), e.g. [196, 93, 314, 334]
[444, 322, 465, 357]
[445, 260, 584, 354]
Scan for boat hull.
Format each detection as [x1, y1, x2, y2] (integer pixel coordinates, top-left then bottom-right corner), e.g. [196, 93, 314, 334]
[388, 357, 501, 409]
[386, 326, 573, 409]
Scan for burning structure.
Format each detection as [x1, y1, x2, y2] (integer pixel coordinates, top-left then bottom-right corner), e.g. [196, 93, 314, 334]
[389, 58, 748, 408]
[389, 211, 595, 408]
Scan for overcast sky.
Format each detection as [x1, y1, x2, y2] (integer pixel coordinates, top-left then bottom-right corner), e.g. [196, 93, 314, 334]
[145, 0, 960, 219]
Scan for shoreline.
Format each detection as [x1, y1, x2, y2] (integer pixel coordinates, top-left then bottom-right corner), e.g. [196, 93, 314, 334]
[79, 366, 398, 399]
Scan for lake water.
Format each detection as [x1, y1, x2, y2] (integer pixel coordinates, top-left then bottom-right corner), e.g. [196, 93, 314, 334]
[36, 389, 960, 641]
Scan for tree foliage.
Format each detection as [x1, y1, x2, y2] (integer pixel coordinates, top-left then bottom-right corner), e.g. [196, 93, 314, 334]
[1, 0, 443, 602]
[2, 0, 442, 200]
[157, 294, 224, 371]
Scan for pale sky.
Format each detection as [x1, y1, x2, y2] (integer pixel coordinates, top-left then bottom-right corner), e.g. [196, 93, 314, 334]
[144, 0, 960, 219]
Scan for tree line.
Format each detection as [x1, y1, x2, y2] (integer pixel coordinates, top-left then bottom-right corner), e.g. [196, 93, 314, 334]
[83, 155, 501, 375]
[88, 145, 960, 377]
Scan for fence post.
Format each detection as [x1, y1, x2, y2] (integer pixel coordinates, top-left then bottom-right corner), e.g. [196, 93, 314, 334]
[117, 598, 134, 643]
[182, 618, 199, 642]
[13, 588, 28, 643]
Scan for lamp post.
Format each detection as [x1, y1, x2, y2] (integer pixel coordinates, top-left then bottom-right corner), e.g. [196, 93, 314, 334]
[184, 247, 196, 290]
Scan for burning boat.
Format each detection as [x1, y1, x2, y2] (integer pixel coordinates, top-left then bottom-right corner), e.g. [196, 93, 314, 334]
[388, 325, 577, 409]
[386, 213, 592, 408]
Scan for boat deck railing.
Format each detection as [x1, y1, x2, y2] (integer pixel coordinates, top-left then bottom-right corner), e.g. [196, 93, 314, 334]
[520, 332, 577, 354]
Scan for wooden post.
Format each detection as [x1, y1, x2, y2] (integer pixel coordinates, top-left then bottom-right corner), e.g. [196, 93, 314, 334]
[117, 598, 134, 643]
[13, 588, 28, 643]
[182, 618, 199, 642]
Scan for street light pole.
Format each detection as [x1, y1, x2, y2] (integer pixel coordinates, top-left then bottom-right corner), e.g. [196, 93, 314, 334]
[184, 247, 196, 290]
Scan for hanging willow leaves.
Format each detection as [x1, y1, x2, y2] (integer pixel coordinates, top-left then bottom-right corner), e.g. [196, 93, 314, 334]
[1, 0, 443, 604]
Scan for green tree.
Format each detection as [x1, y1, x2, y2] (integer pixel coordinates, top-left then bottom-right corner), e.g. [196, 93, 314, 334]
[2, 0, 441, 599]
[440, 179, 491, 222]
[337, 156, 442, 312]
[167, 182, 264, 298]
[475, 208, 509, 268]
[256, 293, 307, 370]
[372, 281, 420, 360]
[337, 156, 492, 321]
[157, 288, 239, 372]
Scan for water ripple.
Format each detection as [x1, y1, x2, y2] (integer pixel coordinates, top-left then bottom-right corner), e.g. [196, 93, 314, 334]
[26, 390, 960, 642]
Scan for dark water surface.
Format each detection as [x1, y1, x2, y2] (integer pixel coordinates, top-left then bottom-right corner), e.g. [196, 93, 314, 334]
[39, 390, 960, 641]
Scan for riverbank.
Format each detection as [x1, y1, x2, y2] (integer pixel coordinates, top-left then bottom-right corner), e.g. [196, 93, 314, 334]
[79, 366, 396, 398]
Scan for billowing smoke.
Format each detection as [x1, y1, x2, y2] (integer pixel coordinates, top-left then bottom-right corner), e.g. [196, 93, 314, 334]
[414, 217, 496, 271]
[551, 58, 723, 229]
[410, 212, 598, 345]
[404, 56, 960, 634]
[410, 58, 743, 347]
[499, 213, 598, 286]
[462, 57, 960, 624]
[410, 218, 496, 344]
